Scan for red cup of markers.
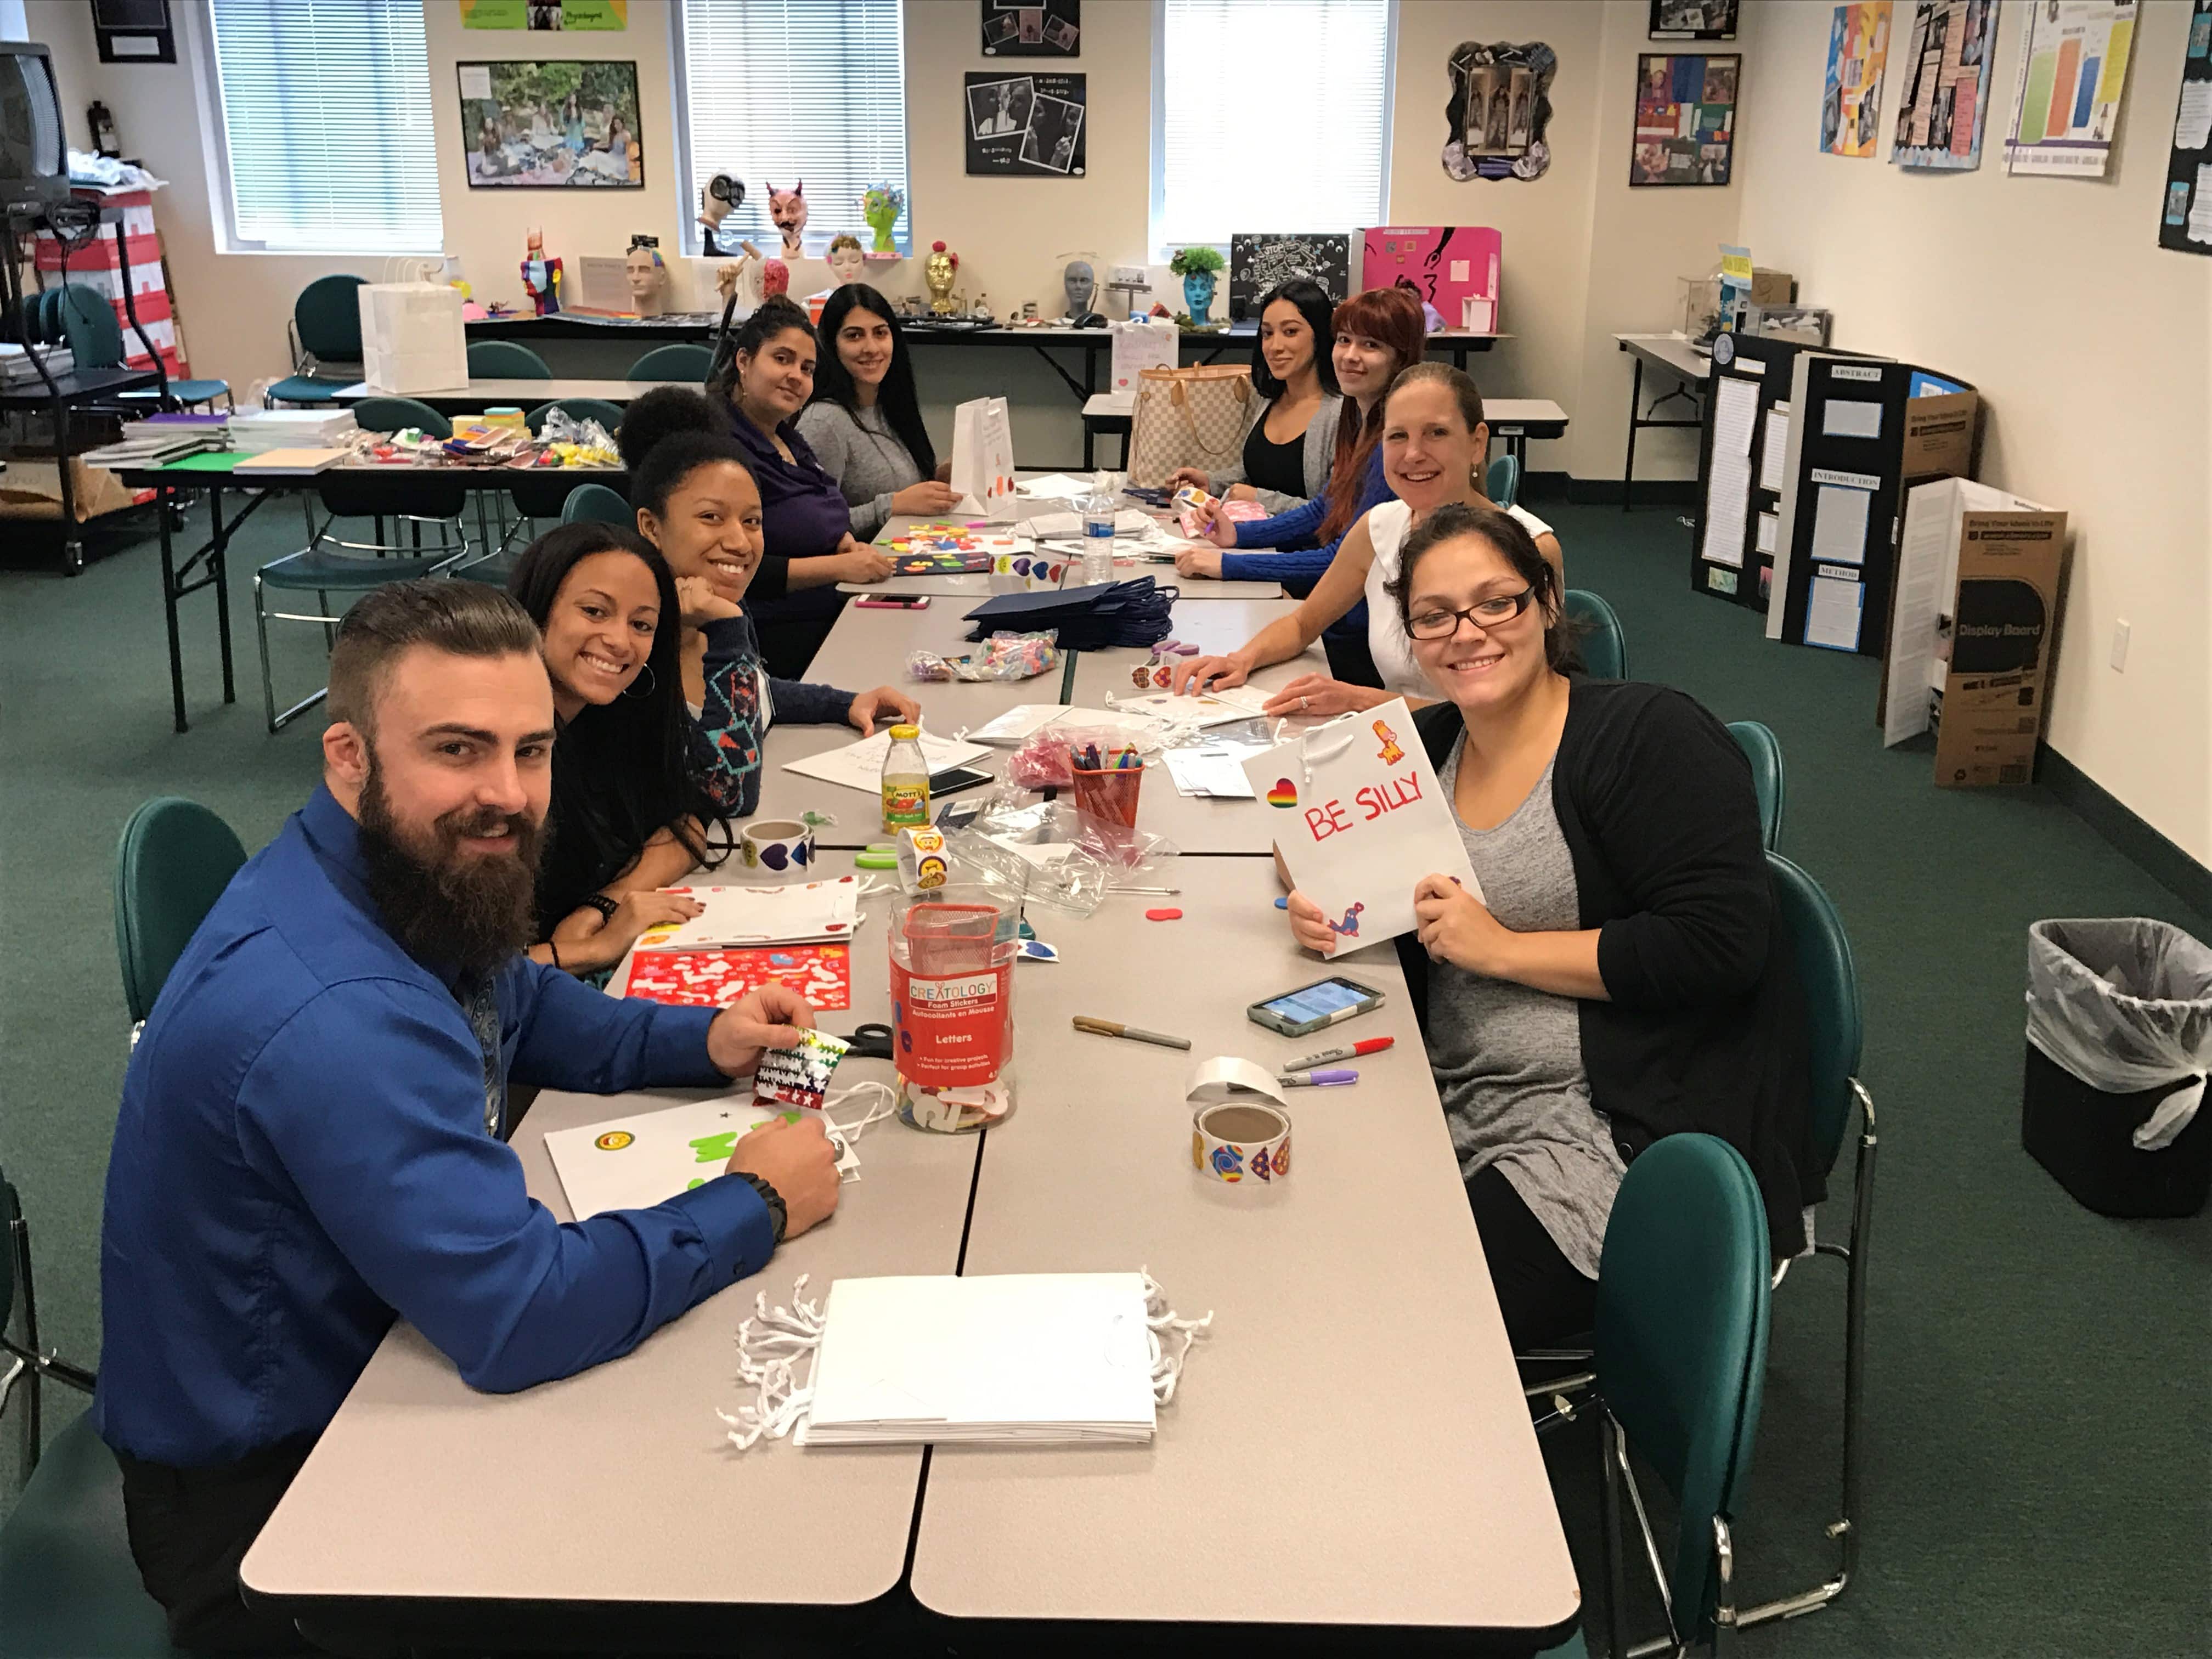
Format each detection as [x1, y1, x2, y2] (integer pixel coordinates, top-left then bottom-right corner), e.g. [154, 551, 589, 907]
[1068, 755, 1144, 865]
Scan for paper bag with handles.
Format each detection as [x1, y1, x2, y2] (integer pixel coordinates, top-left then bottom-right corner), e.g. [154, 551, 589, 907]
[1240, 698, 1481, 953]
[1108, 317, 1178, 392]
[950, 394, 1017, 519]
[1126, 363, 1253, 488]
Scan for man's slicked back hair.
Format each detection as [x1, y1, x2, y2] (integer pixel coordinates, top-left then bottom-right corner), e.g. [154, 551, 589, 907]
[326, 580, 542, 736]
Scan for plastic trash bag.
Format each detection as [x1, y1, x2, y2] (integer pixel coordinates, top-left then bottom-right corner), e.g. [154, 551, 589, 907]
[2026, 918, 2212, 1150]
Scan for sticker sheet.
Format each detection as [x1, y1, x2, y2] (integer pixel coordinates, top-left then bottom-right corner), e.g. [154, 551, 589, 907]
[619, 944, 853, 1011]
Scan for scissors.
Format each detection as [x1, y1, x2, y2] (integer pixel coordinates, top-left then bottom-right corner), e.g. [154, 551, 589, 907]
[839, 1023, 894, 1061]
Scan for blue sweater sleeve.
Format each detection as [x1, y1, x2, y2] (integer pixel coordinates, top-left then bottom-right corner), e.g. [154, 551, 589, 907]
[240, 981, 776, 1395]
[504, 953, 725, 1093]
[1232, 494, 1325, 551]
[768, 675, 856, 725]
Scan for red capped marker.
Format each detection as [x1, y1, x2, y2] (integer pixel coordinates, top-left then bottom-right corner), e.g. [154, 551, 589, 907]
[1284, 1036, 1395, 1069]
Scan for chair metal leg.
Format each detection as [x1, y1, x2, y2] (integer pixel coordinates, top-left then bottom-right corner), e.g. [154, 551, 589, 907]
[1735, 1081, 1877, 1630]
[1711, 1517, 1738, 1657]
[10, 1215, 38, 1480]
[256, 571, 279, 733]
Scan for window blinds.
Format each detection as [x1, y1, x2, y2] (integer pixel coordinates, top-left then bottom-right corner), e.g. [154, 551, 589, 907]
[677, 0, 910, 256]
[1157, 0, 1393, 251]
[205, 0, 441, 254]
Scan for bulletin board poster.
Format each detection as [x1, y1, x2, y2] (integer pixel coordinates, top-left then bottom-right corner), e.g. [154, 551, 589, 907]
[1821, 3, 1893, 157]
[981, 1, 1080, 57]
[2161, 0, 2212, 253]
[964, 72, 1087, 177]
[1632, 54, 1740, 185]
[460, 60, 642, 187]
[1890, 0, 2000, 168]
[1227, 234, 1351, 318]
[1650, 0, 1738, 41]
[459, 0, 627, 27]
[2005, 0, 2138, 176]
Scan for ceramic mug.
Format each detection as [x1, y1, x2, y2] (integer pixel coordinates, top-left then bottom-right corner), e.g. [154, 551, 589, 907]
[740, 818, 815, 875]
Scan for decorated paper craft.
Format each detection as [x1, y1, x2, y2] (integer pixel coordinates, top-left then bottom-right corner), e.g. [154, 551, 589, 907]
[1109, 687, 1273, 727]
[755, 1028, 853, 1111]
[619, 944, 853, 1011]
[1239, 697, 1481, 953]
[635, 877, 862, 951]
[544, 1096, 799, 1222]
[782, 731, 991, 795]
[883, 523, 1034, 575]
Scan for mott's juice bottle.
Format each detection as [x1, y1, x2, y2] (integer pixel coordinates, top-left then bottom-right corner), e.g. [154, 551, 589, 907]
[880, 724, 930, 834]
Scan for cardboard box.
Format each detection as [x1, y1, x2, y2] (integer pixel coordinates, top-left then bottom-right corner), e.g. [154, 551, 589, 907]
[1900, 389, 1978, 480]
[1361, 228, 1501, 332]
[1750, 267, 1795, 306]
[1881, 477, 2067, 787]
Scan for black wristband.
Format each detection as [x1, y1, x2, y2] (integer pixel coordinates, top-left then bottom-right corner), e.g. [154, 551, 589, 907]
[734, 1171, 788, 1244]
[581, 894, 619, 924]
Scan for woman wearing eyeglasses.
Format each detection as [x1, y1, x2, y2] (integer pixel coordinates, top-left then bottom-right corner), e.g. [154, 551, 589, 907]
[1169, 364, 1562, 719]
[1280, 498, 1820, 1347]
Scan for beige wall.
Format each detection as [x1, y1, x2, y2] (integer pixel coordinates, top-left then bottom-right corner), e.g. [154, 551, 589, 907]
[1735, 0, 2211, 861]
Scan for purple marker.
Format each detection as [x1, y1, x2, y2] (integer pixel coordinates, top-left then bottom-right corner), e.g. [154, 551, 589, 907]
[1278, 1068, 1357, 1088]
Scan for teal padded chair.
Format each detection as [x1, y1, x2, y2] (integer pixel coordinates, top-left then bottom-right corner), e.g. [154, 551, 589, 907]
[524, 397, 626, 436]
[1485, 453, 1521, 509]
[1582, 1133, 1772, 1658]
[266, 274, 366, 407]
[1726, 721, 1785, 852]
[113, 798, 246, 1039]
[1562, 589, 1627, 679]
[348, 395, 453, 439]
[497, 400, 630, 548]
[626, 343, 714, 381]
[0, 1168, 176, 1657]
[467, 340, 553, 380]
[560, 482, 633, 527]
[49, 285, 235, 417]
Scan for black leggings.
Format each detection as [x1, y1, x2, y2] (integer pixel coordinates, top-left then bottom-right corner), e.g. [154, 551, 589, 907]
[1466, 1164, 1598, 1350]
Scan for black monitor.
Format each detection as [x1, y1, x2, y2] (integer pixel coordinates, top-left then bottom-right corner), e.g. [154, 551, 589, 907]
[0, 45, 70, 219]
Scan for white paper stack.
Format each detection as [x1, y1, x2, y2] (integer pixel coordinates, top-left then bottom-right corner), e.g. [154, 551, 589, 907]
[544, 1096, 791, 1222]
[802, 1273, 1160, 1446]
[636, 874, 863, 951]
[1110, 687, 1273, 727]
[781, 729, 990, 794]
[967, 704, 1166, 746]
[227, 408, 358, 455]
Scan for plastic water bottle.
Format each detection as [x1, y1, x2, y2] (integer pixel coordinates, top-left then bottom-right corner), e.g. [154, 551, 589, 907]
[1081, 490, 1116, 586]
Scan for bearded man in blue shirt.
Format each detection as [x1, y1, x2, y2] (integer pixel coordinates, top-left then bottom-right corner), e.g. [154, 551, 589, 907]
[93, 580, 841, 1654]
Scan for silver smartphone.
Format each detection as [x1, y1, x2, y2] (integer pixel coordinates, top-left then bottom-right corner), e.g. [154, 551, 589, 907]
[1246, 975, 1385, 1039]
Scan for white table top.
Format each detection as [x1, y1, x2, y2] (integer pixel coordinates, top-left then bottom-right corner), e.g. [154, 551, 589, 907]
[241, 857, 980, 1611]
[1486, 397, 1571, 433]
[910, 858, 1581, 1635]
[845, 504, 1283, 601]
[1613, 332, 1711, 380]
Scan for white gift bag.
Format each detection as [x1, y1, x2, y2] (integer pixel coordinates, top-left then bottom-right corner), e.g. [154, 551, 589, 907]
[1240, 699, 1481, 954]
[358, 283, 469, 395]
[1109, 317, 1178, 392]
[950, 394, 1018, 519]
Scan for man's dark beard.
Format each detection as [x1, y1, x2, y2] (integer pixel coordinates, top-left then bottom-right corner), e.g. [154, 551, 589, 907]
[356, 757, 546, 980]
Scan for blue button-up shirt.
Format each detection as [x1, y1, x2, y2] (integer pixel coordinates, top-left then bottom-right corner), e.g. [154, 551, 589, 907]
[93, 786, 776, 1469]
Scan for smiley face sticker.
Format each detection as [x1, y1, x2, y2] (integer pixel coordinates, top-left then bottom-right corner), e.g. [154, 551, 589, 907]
[594, 1130, 635, 1152]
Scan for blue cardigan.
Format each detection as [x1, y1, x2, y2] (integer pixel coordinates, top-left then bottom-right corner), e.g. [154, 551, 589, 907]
[1220, 445, 1391, 635]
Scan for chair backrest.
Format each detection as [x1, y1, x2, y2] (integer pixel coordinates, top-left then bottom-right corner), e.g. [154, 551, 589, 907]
[560, 482, 633, 526]
[1726, 720, 1785, 851]
[113, 798, 248, 1028]
[54, 284, 123, 370]
[1767, 851, 1864, 1178]
[351, 396, 454, 439]
[294, 274, 367, 363]
[467, 340, 553, 380]
[626, 342, 715, 382]
[1485, 453, 1521, 510]
[1562, 588, 1627, 679]
[34, 287, 65, 344]
[526, 397, 627, 436]
[1595, 1132, 1771, 1645]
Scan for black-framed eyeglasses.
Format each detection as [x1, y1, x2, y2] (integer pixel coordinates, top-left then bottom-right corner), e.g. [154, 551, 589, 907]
[1404, 588, 1536, 640]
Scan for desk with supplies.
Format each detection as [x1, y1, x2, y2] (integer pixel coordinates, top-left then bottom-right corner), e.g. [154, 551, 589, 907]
[328, 377, 683, 416]
[849, 506, 1285, 601]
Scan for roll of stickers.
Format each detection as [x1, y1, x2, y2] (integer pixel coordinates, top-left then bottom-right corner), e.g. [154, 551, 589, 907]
[1191, 1100, 1291, 1184]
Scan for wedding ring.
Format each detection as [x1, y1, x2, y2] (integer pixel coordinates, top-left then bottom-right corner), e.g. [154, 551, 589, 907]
[1300, 695, 1310, 711]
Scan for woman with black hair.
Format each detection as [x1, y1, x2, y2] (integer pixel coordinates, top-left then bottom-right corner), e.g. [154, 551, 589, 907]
[505, 522, 723, 977]
[616, 390, 916, 816]
[797, 284, 958, 537]
[1166, 278, 1342, 512]
[702, 295, 893, 678]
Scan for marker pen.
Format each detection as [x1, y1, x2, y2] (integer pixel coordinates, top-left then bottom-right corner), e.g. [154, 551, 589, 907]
[1285, 1036, 1395, 1069]
[1278, 1068, 1357, 1088]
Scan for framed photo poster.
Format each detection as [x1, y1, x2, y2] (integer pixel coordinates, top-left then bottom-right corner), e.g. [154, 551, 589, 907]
[459, 59, 644, 188]
[1649, 0, 1739, 40]
[1632, 53, 1739, 184]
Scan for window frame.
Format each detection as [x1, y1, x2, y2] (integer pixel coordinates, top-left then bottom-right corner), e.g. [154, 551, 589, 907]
[191, 0, 443, 258]
[1148, 0, 1398, 263]
[668, 0, 913, 261]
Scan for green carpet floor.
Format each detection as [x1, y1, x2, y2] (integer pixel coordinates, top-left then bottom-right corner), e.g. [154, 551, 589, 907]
[2, 496, 2206, 1657]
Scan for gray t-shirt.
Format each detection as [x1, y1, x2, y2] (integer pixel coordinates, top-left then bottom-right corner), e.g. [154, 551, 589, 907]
[794, 401, 925, 539]
[1428, 744, 1624, 1278]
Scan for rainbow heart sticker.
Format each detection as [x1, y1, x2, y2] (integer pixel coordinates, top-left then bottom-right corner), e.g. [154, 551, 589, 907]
[1266, 778, 1299, 809]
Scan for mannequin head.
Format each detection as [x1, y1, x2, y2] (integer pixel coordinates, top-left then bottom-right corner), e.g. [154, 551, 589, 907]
[827, 234, 865, 287]
[761, 258, 790, 299]
[625, 242, 667, 314]
[1063, 259, 1095, 317]
[702, 173, 743, 229]
[766, 181, 807, 255]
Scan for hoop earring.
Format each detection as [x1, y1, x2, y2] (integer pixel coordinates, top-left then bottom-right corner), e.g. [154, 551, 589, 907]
[620, 661, 659, 699]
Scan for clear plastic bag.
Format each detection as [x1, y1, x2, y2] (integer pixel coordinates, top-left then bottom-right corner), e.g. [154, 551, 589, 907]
[942, 827, 1112, 917]
[907, 629, 1060, 684]
[537, 405, 620, 461]
[2026, 918, 2212, 1150]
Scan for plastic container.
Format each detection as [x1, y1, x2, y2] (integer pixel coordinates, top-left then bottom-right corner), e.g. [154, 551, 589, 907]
[1067, 752, 1145, 865]
[880, 724, 930, 836]
[890, 885, 1018, 1133]
[2022, 917, 2212, 1218]
[1081, 490, 1116, 585]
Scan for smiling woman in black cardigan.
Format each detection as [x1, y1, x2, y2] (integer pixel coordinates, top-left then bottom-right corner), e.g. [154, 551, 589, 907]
[1281, 501, 1821, 1346]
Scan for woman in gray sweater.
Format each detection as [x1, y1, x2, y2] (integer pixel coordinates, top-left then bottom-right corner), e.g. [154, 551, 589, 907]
[795, 284, 958, 537]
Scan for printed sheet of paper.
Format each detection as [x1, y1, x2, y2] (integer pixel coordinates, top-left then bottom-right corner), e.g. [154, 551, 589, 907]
[1805, 569, 1866, 651]
[1163, 742, 1265, 798]
[1757, 510, 1779, 554]
[545, 1096, 796, 1223]
[2006, 0, 2137, 177]
[1701, 452, 1752, 568]
[637, 877, 862, 951]
[781, 730, 991, 794]
[1110, 687, 1273, 726]
[1892, 0, 2003, 171]
[1810, 482, 1874, 566]
[1823, 398, 1884, 438]
[1713, 374, 1759, 457]
[1759, 407, 1792, 490]
[1239, 698, 1480, 953]
[968, 704, 1164, 745]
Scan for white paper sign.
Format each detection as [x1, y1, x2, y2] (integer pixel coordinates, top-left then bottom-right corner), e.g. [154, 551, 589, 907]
[1239, 699, 1480, 955]
[1109, 318, 1177, 391]
[950, 395, 1017, 519]
[458, 65, 493, 100]
[545, 1096, 793, 1222]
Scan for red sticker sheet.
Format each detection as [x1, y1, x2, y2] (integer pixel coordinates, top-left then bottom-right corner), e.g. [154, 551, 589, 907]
[619, 944, 853, 1012]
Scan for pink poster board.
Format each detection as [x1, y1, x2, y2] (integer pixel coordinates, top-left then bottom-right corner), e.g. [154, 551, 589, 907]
[1359, 227, 1502, 333]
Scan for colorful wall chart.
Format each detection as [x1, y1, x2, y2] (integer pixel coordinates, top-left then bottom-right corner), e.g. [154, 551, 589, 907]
[1822, 3, 1893, 157]
[460, 0, 627, 27]
[1890, 0, 2000, 169]
[1632, 53, 1740, 185]
[2161, 0, 2212, 253]
[2005, 0, 2138, 176]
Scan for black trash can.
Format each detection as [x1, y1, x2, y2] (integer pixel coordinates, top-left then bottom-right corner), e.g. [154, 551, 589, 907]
[2022, 918, 2212, 1220]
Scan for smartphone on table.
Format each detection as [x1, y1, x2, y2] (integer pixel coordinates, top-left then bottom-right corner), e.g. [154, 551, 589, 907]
[1246, 975, 1385, 1038]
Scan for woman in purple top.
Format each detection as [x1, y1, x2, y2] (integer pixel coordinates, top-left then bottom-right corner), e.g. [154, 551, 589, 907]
[707, 296, 893, 678]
